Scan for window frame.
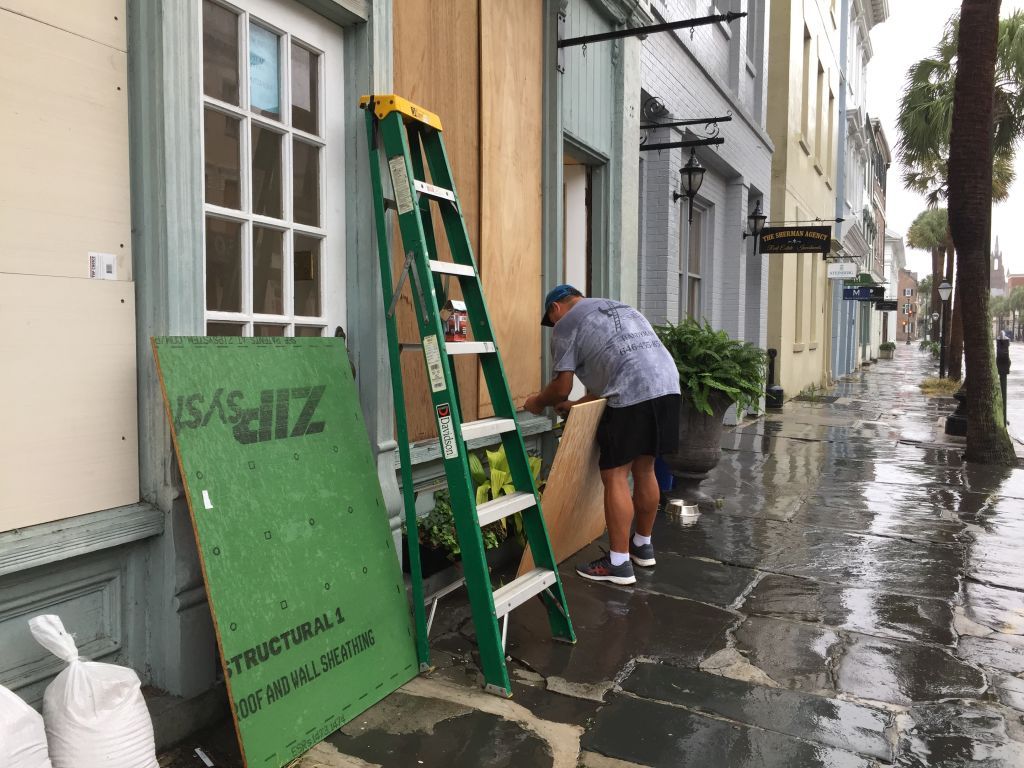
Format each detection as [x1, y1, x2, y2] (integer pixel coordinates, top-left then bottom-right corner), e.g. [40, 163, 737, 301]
[200, 0, 330, 338]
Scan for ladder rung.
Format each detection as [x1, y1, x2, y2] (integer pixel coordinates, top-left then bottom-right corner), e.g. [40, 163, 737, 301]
[429, 260, 475, 277]
[477, 492, 536, 527]
[414, 180, 456, 202]
[447, 342, 495, 355]
[461, 417, 517, 442]
[492, 568, 558, 618]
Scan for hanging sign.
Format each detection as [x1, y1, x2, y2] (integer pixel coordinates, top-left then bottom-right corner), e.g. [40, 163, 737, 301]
[827, 262, 858, 279]
[757, 226, 832, 254]
[876, 299, 898, 312]
[843, 286, 885, 301]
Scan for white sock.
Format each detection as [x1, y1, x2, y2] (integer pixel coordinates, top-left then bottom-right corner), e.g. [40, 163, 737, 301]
[609, 550, 630, 567]
[633, 533, 652, 548]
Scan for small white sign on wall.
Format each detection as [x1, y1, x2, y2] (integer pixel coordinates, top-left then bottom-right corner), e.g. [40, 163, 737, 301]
[827, 262, 858, 279]
[88, 252, 117, 280]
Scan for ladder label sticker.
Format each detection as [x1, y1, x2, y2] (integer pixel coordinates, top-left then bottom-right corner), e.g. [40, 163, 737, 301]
[435, 403, 459, 461]
[388, 157, 415, 215]
[422, 335, 447, 393]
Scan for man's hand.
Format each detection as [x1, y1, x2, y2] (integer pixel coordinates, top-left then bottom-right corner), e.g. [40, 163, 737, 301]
[554, 400, 574, 418]
[523, 394, 544, 415]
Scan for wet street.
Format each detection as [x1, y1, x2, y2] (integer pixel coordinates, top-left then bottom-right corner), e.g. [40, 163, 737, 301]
[163, 345, 1024, 768]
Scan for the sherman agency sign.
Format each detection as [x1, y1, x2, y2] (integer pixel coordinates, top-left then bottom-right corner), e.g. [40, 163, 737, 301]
[758, 226, 832, 254]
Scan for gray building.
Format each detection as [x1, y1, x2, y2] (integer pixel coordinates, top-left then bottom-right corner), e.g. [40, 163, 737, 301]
[637, 0, 773, 370]
[830, 0, 888, 378]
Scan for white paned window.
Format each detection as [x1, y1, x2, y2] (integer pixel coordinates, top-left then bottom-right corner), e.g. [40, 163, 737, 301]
[680, 205, 705, 321]
[200, 0, 343, 338]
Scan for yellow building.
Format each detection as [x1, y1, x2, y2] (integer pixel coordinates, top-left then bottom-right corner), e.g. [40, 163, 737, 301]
[765, 0, 841, 396]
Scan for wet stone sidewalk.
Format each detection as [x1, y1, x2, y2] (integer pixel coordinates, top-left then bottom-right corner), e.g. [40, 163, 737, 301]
[162, 346, 1024, 768]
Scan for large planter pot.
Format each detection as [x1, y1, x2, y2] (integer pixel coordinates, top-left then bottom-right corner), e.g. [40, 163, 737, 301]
[661, 392, 732, 509]
[878, 348, 894, 360]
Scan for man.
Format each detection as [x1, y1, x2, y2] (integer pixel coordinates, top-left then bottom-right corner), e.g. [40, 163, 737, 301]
[524, 285, 681, 585]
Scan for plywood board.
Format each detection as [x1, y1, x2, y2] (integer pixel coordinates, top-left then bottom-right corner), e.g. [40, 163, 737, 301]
[519, 399, 607, 576]
[153, 337, 417, 768]
[0, 1, 127, 51]
[0, 273, 139, 532]
[0, 10, 132, 280]
[394, 0, 480, 441]
[479, 0, 544, 413]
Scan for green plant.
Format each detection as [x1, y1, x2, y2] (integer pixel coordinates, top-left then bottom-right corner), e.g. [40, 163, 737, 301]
[469, 446, 543, 545]
[919, 339, 941, 359]
[879, 341, 897, 351]
[655, 319, 767, 415]
[417, 490, 502, 561]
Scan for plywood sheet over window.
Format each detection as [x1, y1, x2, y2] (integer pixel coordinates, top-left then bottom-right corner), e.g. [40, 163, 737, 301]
[0, 9, 131, 281]
[479, 0, 543, 414]
[0, 274, 139, 532]
[393, 0, 480, 441]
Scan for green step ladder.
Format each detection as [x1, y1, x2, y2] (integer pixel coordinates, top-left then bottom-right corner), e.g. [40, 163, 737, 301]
[360, 93, 575, 697]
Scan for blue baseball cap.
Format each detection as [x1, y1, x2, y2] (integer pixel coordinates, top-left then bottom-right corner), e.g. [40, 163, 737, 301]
[541, 284, 583, 327]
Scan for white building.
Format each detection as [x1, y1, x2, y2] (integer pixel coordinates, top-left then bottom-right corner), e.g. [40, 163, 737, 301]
[884, 229, 906, 344]
[830, 0, 888, 377]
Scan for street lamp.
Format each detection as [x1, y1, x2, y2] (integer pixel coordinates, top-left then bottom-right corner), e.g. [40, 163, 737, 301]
[673, 148, 706, 224]
[938, 280, 952, 378]
[742, 199, 767, 254]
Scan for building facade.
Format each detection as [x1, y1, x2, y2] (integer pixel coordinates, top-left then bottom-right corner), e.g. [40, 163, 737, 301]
[0, 0, 648, 741]
[765, 0, 842, 396]
[896, 269, 921, 342]
[831, 0, 888, 378]
[860, 116, 890, 361]
[883, 228, 906, 344]
[992, 238, 1008, 297]
[637, 0, 773, 368]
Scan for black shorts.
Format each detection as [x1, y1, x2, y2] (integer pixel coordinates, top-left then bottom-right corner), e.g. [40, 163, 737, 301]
[596, 394, 681, 470]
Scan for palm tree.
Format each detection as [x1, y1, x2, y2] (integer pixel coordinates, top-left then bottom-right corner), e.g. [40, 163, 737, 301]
[947, 0, 1016, 466]
[898, 11, 1024, 381]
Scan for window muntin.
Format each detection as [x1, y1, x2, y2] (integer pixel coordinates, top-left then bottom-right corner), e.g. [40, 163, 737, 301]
[201, 0, 327, 338]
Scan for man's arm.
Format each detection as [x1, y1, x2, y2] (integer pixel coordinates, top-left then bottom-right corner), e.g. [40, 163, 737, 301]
[523, 371, 575, 415]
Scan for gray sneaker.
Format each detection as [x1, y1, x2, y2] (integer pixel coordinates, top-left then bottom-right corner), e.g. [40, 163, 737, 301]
[629, 541, 656, 567]
[576, 553, 636, 585]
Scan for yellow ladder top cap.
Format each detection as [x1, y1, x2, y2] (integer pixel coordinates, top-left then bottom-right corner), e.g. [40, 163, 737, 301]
[359, 94, 443, 131]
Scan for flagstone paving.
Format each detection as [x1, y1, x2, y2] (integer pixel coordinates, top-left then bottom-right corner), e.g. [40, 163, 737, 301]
[161, 345, 1024, 767]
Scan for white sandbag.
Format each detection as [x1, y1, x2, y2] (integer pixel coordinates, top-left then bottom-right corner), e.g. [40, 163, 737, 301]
[28, 615, 158, 768]
[0, 684, 53, 768]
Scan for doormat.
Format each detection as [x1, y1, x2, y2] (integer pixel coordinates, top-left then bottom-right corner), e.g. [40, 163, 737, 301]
[153, 337, 416, 768]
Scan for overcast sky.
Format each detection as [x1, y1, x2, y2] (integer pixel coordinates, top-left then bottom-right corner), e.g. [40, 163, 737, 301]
[866, 0, 1024, 278]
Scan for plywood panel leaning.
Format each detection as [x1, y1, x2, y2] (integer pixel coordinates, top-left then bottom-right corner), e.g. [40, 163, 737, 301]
[152, 337, 417, 768]
[479, 0, 543, 413]
[519, 399, 607, 576]
[0, 9, 131, 280]
[0, 274, 139, 532]
[393, 0, 480, 440]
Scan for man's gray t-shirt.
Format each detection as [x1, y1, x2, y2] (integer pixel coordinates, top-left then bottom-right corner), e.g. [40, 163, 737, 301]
[550, 298, 681, 408]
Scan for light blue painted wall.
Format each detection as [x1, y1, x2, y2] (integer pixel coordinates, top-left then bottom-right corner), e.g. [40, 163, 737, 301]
[562, 0, 615, 155]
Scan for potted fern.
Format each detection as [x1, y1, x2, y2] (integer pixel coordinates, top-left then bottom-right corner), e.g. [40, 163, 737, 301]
[655, 319, 766, 506]
[878, 341, 896, 360]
